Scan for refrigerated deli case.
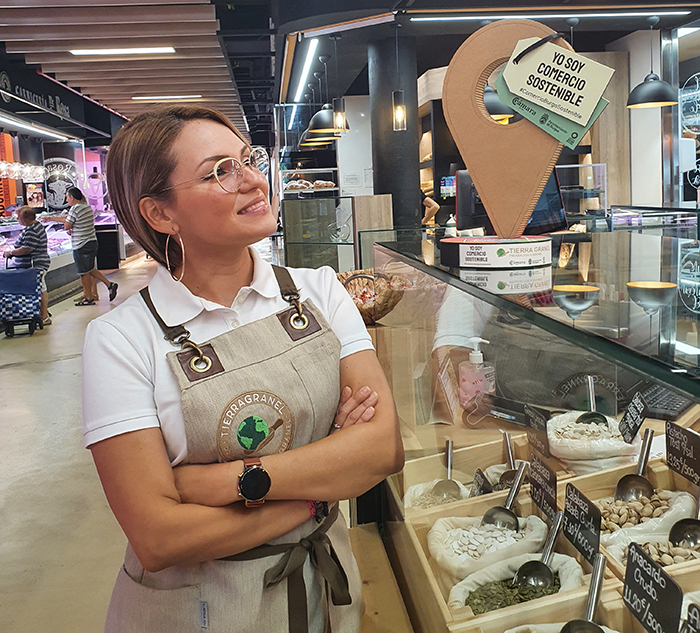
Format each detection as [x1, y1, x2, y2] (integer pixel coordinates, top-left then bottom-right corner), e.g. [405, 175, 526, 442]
[368, 231, 700, 633]
[0, 213, 132, 291]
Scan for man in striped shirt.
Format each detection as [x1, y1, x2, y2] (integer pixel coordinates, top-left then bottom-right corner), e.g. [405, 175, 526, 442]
[48, 187, 118, 306]
[3, 205, 52, 324]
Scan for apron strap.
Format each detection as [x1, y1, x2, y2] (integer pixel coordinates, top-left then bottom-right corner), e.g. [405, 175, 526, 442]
[139, 287, 191, 344]
[139, 266, 301, 344]
[220, 503, 351, 633]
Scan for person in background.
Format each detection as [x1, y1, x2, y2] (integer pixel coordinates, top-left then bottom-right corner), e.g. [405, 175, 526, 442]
[3, 205, 52, 325]
[46, 187, 118, 305]
[421, 192, 441, 225]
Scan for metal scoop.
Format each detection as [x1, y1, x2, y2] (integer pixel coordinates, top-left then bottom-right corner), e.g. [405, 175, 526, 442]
[432, 439, 462, 502]
[669, 490, 700, 548]
[559, 553, 607, 633]
[481, 461, 528, 532]
[614, 428, 655, 502]
[499, 431, 518, 487]
[575, 375, 607, 426]
[513, 510, 564, 589]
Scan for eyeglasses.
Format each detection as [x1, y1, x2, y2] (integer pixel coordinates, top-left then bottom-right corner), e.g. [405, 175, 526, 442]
[159, 147, 269, 195]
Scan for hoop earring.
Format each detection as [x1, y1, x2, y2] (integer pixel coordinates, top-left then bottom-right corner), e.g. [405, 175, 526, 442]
[164, 233, 186, 282]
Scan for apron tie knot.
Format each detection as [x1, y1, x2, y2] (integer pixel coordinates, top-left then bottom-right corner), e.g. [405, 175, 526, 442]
[221, 504, 350, 633]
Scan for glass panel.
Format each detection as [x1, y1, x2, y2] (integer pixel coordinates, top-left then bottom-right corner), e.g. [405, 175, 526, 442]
[373, 232, 700, 397]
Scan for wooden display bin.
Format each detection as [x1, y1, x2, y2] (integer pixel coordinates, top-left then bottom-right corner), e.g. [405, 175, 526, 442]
[387, 434, 575, 520]
[452, 582, 632, 633]
[549, 458, 699, 581]
[385, 492, 615, 633]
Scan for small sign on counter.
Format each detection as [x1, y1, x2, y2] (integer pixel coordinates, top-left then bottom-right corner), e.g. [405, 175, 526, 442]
[623, 542, 683, 633]
[563, 483, 600, 565]
[525, 403, 551, 458]
[666, 421, 700, 486]
[530, 452, 558, 522]
[619, 391, 647, 444]
[471, 468, 494, 497]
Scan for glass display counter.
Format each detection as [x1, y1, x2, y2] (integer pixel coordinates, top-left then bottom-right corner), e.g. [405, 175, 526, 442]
[369, 233, 700, 633]
[611, 205, 699, 240]
[280, 196, 354, 272]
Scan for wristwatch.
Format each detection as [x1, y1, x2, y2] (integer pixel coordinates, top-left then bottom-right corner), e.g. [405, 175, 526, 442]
[238, 457, 271, 507]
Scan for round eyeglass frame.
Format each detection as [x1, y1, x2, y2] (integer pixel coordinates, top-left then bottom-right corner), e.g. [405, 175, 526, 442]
[156, 147, 269, 196]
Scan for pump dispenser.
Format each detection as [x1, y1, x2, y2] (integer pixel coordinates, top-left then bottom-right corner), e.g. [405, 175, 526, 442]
[459, 337, 496, 409]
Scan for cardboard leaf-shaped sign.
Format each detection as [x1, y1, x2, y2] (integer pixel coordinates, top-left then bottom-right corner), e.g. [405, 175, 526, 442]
[442, 20, 574, 238]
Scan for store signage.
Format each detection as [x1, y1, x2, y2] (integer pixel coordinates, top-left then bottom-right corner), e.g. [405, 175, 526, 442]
[45, 158, 78, 213]
[440, 236, 552, 269]
[687, 604, 700, 633]
[618, 392, 647, 444]
[524, 403, 550, 458]
[495, 70, 608, 150]
[0, 69, 71, 118]
[563, 483, 600, 565]
[529, 451, 558, 521]
[623, 542, 683, 633]
[471, 468, 493, 497]
[665, 421, 700, 486]
[502, 38, 614, 125]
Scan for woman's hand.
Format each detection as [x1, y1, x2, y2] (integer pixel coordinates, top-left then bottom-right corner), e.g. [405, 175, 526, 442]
[331, 385, 378, 433]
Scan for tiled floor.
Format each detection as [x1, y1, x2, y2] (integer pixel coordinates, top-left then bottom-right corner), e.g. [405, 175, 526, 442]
[0, 254, 155, 633]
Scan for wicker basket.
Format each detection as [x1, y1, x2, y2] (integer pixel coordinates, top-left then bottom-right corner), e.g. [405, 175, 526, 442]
[337, 268, 405, 325]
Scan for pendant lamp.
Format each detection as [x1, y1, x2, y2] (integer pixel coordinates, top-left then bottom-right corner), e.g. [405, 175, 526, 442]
[298, 128, 332, 149]
[307, 103, 341, 136]
[627, 16, 678, 109]
[392, 90, 407, 131]
[483, 85, 514, 121]
[330, 36, 348, 135]
[392, 24, 406, 132]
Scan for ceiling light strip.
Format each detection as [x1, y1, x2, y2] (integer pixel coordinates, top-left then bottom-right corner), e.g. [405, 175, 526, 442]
[0, 112, 71, 141]
[410, 11, 691, 21]
[70, 47, 176, 56]
[132, 95, 202, 100]
[293, 38, 319, 102]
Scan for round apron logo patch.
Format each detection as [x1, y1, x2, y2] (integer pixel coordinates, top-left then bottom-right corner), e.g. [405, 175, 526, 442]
[218, 390, 294, 461]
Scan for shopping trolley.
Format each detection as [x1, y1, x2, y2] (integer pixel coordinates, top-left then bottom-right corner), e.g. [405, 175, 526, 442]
[0, 264, 43, 337]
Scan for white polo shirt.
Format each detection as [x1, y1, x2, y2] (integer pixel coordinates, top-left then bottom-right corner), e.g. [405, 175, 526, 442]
[82, 248, 373, 464]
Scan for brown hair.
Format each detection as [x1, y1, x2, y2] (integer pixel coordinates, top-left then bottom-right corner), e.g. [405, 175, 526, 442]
[106, 105, 248, 268]
[17, 205, 36, 223]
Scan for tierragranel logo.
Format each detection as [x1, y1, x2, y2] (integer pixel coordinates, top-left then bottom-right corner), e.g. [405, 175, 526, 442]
[0, 72, 11, 104]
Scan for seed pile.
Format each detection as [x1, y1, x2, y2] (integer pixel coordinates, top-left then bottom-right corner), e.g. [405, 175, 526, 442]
[621, 541, 700, 567]
[465, 572, 561, 614]
[597, 490, 672, 534]
[443, 524, 524, 561]
[551, 418, 622, 441]
[412, 490, 461, 508]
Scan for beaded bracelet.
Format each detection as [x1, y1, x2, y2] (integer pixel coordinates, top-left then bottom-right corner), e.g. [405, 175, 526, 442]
[306, 500, 330, 523]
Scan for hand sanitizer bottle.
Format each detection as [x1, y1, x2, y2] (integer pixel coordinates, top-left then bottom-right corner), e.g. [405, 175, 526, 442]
[458, 337, 496, 408]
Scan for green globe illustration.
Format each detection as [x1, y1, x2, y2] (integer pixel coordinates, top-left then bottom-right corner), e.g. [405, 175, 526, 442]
[237, 416, 270, 451]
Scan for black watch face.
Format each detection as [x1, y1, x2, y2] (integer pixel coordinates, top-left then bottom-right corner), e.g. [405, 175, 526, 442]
[240, 466, 271, 501]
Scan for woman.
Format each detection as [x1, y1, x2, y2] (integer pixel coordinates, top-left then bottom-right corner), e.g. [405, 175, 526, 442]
[83, 105, 404, 633]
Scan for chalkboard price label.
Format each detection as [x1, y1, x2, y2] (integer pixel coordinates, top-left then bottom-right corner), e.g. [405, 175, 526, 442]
[687, 603, 700, 633]
[666, 421, 700, 486]
[623, 542, 683, 633]
[530, 452, 558, 521]
[471, 468, 494, 497]
[525, 404, 551, 458]
[619, 391, 647, 444]
[563, 483, 600, 565]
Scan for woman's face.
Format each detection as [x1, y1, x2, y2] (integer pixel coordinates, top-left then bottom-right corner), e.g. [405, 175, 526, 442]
[162, 119, 275, 253]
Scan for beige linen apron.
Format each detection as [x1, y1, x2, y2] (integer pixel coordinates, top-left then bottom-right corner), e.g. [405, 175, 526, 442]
[104, 266, 362, 633]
